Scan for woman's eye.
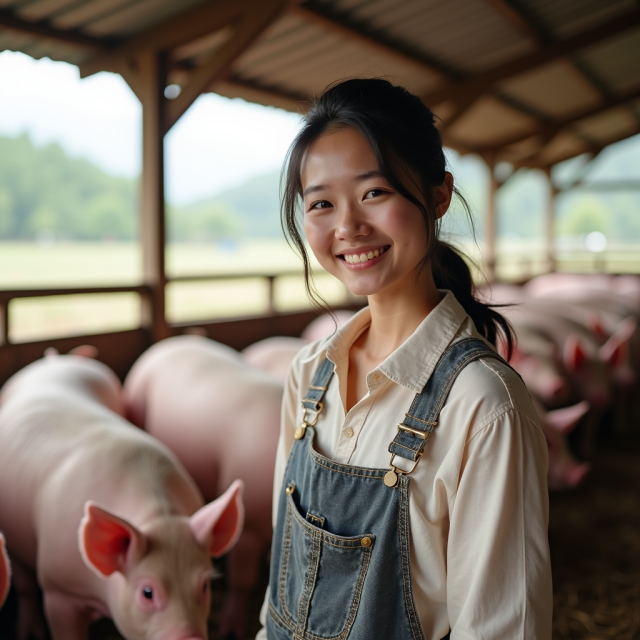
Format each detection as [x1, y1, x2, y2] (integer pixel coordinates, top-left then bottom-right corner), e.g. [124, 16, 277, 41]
[365, 189, 385, 199]
[142, 586, 153, 600]
[310, 200, 332, 210]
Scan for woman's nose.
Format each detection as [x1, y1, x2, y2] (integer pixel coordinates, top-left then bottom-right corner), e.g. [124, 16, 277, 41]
[335, 204, 370, 240]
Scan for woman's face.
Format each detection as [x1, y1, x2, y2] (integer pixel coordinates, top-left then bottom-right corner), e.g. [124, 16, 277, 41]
[301, 126, 452, 300]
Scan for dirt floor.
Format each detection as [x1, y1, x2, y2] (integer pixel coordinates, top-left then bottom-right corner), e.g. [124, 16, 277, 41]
[1, 430, 638, 640]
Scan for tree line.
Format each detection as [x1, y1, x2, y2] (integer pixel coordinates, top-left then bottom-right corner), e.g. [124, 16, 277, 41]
[0, 135, 282, 242]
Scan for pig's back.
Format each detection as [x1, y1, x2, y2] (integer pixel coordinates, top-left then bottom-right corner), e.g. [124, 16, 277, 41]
[124, 335, 282, 512]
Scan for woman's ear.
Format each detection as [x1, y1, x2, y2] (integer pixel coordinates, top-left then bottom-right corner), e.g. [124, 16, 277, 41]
[434, 172, 454, 219]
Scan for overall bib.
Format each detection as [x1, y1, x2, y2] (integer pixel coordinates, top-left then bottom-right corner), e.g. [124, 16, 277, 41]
[267, 338, 507, 640]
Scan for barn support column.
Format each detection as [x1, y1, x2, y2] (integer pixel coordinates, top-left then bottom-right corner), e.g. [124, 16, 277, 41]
[138, 50, 169, 343]
[484, 152, 498, 283]
[544, 166, 557, 273]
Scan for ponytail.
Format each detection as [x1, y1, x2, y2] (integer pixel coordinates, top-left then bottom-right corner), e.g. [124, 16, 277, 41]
[432, 241, 515, 359]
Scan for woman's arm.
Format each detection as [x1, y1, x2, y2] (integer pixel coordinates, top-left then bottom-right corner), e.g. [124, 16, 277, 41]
[446, 408, 552, 639]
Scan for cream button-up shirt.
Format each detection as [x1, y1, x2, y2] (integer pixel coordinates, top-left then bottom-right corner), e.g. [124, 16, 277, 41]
[258, 291, 552, 639]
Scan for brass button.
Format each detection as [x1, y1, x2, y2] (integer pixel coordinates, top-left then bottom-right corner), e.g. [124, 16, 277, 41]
[374, 374, 382, 382]
[294, 425, 306, 440]
[344, 427, 354, 438]
[384, 470, 399, 488]
[361, 537, 372, 547]
[285, 484, 295, 495]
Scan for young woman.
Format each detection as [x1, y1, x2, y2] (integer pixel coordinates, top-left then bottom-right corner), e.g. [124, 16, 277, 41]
[256, 79, 552, 640]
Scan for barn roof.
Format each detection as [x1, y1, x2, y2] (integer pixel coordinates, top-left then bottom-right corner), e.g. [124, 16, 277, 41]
[1, 0, 639, 169]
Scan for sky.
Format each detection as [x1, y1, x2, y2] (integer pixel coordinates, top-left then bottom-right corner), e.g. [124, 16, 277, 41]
[0, 50, 303, 205]
[1, 50, 638, 219]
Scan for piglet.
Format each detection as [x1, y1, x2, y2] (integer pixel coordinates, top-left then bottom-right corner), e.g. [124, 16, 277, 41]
[0, 532, 10, 609]
[0, 353, 244, 640]
[124, 336, 282, 640]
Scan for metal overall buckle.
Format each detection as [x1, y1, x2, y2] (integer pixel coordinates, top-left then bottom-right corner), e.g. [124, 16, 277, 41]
[383, 422, 431, 488]
[294, 400, 324, 440]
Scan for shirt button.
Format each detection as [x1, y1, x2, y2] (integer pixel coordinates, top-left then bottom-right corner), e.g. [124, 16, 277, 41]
[344, 427, 354, 438]
[374, 374, 382, 381]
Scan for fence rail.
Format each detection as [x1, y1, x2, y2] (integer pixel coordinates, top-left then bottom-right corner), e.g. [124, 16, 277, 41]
[0, 272, 309, 346]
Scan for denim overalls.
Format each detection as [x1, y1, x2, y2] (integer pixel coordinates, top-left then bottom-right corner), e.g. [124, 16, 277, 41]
[267, 337, 505, 640]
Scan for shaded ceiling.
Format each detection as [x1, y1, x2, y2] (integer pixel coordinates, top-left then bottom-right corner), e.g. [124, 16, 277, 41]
[1, 0, 639, 169]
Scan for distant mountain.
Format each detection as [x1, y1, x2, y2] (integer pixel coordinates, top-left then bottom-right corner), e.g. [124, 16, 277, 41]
[176, 171, 283, 239]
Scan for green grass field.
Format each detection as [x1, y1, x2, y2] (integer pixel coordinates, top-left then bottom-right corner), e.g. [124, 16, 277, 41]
[0, 240, 350, 342]
[2, 240, 639, 343]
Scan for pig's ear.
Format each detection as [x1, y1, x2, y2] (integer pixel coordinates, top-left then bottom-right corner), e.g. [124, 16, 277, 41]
[563, 335, 587, 372]
[0, 533, 10, 608]
[190, 479, 244, 558]
[546, 401, 590, 435]
[599, 318, 636, 378]
[79, 502, 147, 577]
[587, 313, 607, 339]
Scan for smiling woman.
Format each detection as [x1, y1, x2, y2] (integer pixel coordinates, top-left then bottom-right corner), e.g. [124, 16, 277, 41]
[258, 78, 553, 640]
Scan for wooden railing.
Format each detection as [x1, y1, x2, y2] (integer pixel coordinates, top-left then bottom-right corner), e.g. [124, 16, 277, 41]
[0, 270, 314, 346]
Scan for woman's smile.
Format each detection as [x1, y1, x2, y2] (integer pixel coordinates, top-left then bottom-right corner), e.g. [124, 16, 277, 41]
[339, 245, 390, 267]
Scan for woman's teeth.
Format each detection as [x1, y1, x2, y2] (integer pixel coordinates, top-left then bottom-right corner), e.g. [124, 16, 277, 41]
[343, 247, 386, 264]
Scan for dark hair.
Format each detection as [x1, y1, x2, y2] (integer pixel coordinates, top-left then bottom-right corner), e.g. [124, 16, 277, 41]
[281, 78, 513, 357]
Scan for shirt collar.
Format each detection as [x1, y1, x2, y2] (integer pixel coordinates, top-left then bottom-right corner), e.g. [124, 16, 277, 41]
[307, 291, 470, 393]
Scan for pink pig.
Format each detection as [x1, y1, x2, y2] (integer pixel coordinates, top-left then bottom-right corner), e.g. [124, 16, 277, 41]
[534, 399, 591, 491]
[0, 532, 10, 609]
[123, 335, 282, 640]
[242, 336, 307, 380]
[0, 353, 244, 640]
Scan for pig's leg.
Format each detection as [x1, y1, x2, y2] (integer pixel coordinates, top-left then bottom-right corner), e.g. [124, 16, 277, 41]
[219, 529, 265, 640]
[43, 591, 92, 640]
[11, 557, 48, 640]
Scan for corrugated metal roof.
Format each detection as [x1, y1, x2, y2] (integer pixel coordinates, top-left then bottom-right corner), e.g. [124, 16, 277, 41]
[1, 0, 639, 168]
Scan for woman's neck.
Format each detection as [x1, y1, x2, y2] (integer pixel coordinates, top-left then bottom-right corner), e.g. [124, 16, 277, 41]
[362, 268, 442, 362]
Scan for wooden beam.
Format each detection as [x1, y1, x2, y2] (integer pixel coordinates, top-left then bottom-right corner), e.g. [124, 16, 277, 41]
[79, 0, 245, 78]
[213, 75, 308, 112]
[520, 126, 640, 169]
[0, 7, 111, 51]
[482, 152, 498, 283]
[164, 0, 288, 133]
[292, 1, 457, 81]
[473, 86, 640, 152]
[424, 7, 640, 107]
[543, 167, 556, 272]
[138, 50, 169, 343]
[484, 0, 546, 42]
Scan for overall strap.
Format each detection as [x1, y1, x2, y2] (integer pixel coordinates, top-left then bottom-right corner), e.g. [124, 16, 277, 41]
[294, 356, 335, 440]
[385, 338, 505, 487]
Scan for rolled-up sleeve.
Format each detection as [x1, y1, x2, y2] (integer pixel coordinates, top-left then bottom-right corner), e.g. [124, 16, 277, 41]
[447, 409, 552, 639]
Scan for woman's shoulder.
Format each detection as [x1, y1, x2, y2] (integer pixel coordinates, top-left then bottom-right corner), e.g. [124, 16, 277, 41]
[445, 351, 540, 434]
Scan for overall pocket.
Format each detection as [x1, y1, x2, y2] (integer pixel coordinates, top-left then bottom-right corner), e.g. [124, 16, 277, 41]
[274, 484, 375, 639]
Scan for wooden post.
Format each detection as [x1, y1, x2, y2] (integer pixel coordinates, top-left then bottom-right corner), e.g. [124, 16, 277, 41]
[485, 152, 497, 282]
[544, 166, 557, 273]
[138, 50, 170, 342]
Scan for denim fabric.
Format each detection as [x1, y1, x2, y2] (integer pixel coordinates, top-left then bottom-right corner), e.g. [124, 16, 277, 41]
[266, 339, 502, 640]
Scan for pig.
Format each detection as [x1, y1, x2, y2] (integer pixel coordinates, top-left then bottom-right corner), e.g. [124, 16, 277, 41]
[498, 324, 571, 407]
[524, 273, 614, 298]
[0, 532, 10, 609]
[0, 353, 244, 640]
[242, 336, 307, 380]
[535, 400, 591, 491]
[123, 336, 283, 640]
[300, 310, 355, 342]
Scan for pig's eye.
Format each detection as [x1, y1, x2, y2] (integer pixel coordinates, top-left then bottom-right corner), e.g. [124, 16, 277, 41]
[142, 586, 154, 600]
